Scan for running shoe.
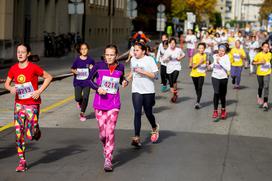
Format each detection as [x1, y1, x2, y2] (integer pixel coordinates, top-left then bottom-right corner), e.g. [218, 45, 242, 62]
[194, 103, 201, 109]
[104, 159, 113, 172]
[212, 110, 219, 118]
[263, 103, 269, 112]
[221, 109, 227, 119]
[150, 124, 160, 143]
[257, 96, 263, 107]
[161, 85, 168, 92]
[171, 91, 178, 103]
[16, 160, 27, 172]
[76, 102, 81, 110]
[80, 112, 86, 122]
[131, 137, 142, 148]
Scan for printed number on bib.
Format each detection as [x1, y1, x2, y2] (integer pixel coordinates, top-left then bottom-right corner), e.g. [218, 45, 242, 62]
[233, 53, 241, 62]
[197, 64, 206, 73]
[101, 76, 120, 94]
[260, 63, 271, 72]
[15, 82, 34, 100]
[76, 68, 89, 80]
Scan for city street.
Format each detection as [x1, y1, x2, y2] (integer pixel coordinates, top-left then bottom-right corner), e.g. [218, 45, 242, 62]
[1, 51, 272, 181]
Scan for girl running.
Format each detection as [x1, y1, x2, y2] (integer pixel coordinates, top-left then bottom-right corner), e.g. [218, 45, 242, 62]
[157, 39, 169, 92]
[253, 42, 272, 111]
[229, 40, 246, 89]
[127, 42, 160, 148]
[88, 44, 128, 172]
[248, 35, 259, 74]
[71, 43, 95, 121]
[209, 44, 231, 119]
[185, 29, 197, 67]
[163, 38, 185, 103]
[190, 43, 208, 109]
[4, 43, 52, 172]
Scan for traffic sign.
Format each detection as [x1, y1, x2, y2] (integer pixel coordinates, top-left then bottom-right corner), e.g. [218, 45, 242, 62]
[157, 4, 166, 13]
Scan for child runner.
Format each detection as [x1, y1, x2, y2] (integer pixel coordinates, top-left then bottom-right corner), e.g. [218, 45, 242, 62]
[163, 38, 185, 103]
[229, 40, 246, 89]
[185, 29, 197, 67]
[209, 44, 231, 119]
[4, 43, 52, 172]
[71, 43, 95, 121]
[127, 42, 160, 148]
[190, 43, 208, 109]
[253, 42, 272, 111]
[88, 44, 128, 172]
[157, 39, 169, 92]
[248, 35, 259, 74]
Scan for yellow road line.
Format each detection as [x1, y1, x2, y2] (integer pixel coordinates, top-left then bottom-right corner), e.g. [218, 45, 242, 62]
[0, 95, 75, 132]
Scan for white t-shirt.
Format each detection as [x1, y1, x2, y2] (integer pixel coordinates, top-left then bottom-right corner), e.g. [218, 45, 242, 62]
[202, 37, 213, 54]
[221, 35, 228, 43]
[249, 41, 259, 59]
[185, 35, 197, 49]
[156, 43, 167, 66]
[163, 47, 184, 74]
[211, 54, 231, 79]
[213, 37, 222, 51]
[131, 55, 158, 94]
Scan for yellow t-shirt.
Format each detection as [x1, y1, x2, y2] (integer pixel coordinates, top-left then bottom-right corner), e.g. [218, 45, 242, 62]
[190, 53, 207, 77]
[230, 48, 246, 67]
[228, 37, 235, 48]
[254, 52, 272, 76]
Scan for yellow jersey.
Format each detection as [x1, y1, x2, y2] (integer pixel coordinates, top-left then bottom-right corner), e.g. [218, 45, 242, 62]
[230, 48, 246, 67]
[254, 52, 272, 76]
[190, 53, 207, 77]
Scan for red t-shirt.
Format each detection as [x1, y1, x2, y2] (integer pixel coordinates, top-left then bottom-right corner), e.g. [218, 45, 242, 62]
[8, 62, 44, 105]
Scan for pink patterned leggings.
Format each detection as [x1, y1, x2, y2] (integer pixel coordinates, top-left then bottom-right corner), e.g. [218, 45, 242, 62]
[95, 109, 119, 162]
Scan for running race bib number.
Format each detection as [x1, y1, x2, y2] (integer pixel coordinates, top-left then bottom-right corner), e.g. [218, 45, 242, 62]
[260, 62, 271, 72]
[15, 82, 34, 100]
[197, 64, 206, 73]
[76, 68, 89, 80]
[101, 76, 120, 94]
[233, 53, 241, 62]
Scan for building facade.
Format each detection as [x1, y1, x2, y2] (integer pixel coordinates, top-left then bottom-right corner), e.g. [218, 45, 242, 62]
[0, 0, 131, 62]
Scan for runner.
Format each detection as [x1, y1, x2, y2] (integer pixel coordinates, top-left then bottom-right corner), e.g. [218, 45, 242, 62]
[163, 38, 185, 103]
[248, 35, 259, 74]
[190, 43, 208, 109]
[253, 42, 272, 111]
[71, 42, 95, 121]
[228, 31, 236, 49]
[127, 42, 160, 148]
[4, 43, 52, 172]
[185, 29, 197, 67]
[209, 44, 231, 119]
[156, 33, 169, 92]
[229, 40, 246, 89]
[88, 44, 128, 171]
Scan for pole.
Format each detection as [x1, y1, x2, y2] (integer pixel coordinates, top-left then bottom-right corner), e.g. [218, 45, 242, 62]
[82, 0, 86, 42]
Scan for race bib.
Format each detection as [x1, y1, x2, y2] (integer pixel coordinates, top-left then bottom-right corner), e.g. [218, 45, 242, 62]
[76, 68, 89, 80]
[197, 64, 206, 73]
[260, 63, 271, 72]
[15, 82, 34, 100]
[101, 76, 120, 94]
[233, 53, 241, 62]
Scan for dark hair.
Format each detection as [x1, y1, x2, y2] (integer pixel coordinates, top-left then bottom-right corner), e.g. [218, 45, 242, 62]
[262, 41, 269, 47]
[76, 42, 90, 54]
[162, 40, 168, 46]
[197, 42, 206, 49]
[104, 44, 119, 55]
[17, 43, 31, 53]
[134, 42, 147, 52]
[161, 33, 168, 38]
[169, 37, 177, 44]
[28, 55, 40, 62]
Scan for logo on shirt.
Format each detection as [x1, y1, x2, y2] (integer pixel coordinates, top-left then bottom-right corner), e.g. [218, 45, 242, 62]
[17, 74, 26, 83]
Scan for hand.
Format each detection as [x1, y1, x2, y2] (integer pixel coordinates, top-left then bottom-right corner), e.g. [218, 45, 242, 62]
[122, 80, 128, 88]
[32, 90, 41, 100]
[134, 67, 145, 75]
[89, 65, 93, 69]
[10, 87, 16, 94]
[98, 87, 107, 95]
[200, 58, 204, 64]
[261, 60, 266, 64]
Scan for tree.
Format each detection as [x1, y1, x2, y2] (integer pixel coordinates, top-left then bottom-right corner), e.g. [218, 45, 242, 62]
[171, 0, 190, 20]
[259, 0, 272, 21]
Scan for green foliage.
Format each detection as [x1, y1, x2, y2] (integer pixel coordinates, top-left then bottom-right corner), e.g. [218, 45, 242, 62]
[259, 0, 272, 21]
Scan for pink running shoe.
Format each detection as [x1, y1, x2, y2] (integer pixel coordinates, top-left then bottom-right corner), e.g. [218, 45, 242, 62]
[104, 159, 113, 172]
[16, 160, 27, 172]
[257, 96, 263, 107]
[80, 113, 86, 122]
[150, 124, 160, 143]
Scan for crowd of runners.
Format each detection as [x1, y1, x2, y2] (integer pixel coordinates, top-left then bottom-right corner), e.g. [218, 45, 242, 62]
[3, 27, 272, 173]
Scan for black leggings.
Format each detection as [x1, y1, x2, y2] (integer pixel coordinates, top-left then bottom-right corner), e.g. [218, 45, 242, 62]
[160, 65, 168, 86]
[132, 93, 157, 136]
[257, 75, 270, 103]
[192, 76, 204, 103]
[212, 77, 228, 110]
[168, 70, 179, 88]
[74, 86, 90, 113]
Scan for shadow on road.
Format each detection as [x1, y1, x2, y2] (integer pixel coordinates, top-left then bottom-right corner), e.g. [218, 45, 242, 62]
[28, 144, 87, 169]
[153, 106, 171, 113]
[113, 130, 176, 169]
[175, 96, 192, 103]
